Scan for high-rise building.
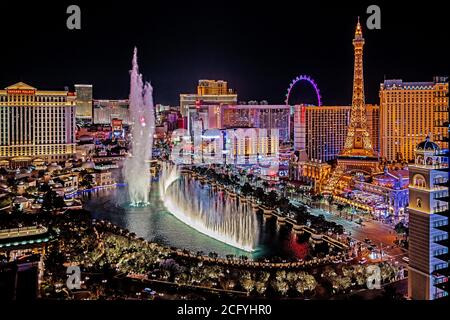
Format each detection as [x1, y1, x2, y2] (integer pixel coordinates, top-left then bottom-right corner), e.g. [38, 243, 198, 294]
[93, 99, 130, 125]
[187, 104, 290, 143]
[0, 82, 76, 167]
[190, 119, 279, 171]
[180, 80, 237, 116]
[219, 105, 291, 142]
[379, 77, 449, 162]
[197, 80, 229, 95]
[293, 104, 379, 162]
[325, 19, 380, 194]
[408, 137, 448, 300]
[74, 84, 93, 121]
[432, 79, 449, 299]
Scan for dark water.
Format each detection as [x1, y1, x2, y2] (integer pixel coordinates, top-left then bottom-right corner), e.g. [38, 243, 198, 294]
[82, 181, 312, 260]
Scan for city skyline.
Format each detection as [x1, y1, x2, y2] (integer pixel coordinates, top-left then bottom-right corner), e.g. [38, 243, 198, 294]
[0, 1, 448, 304]
[1, 1, 448, 105]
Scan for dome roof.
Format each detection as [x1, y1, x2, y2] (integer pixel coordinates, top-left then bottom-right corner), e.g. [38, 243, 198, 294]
[416, 136, 439, 151]
[47, 163, 62, 172]
[79, 135, 94, 142]
[81, 161, 95, 169]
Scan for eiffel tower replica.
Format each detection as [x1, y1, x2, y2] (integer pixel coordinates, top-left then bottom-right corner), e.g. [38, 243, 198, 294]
[324, 18, 381, 194]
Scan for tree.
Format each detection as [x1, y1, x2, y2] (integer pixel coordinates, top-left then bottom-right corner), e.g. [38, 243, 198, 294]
[278, 197, 290, 213]
[335, 203, 345, 217]
[0, 195, 12, 209]
[264, 190, 278, 207]
[241, 183, 254, 196]
[239, 271, 255, 293]
[394, 222, 408, 235]
[271, 279, 289, 296]
[41, 190, 65, 212]
[11, 203, 22, 215]
[254, 187, 265, 202]
[25, 186, 38, 195]
[255, 281, 267, 295]
[54, 196, 66, 209]
[219, 277, 236, 290]
[39, 183, 51, 193]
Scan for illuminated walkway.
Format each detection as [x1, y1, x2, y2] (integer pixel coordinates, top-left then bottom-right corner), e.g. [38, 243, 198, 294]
[0, 226, 48, 239]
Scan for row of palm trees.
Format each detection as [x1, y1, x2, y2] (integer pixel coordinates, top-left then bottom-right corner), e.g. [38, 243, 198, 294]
[192, 165, 345, 237]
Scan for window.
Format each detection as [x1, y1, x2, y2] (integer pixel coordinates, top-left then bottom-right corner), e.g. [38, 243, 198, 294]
[413, 174, 426, 188]
[434, 263, 448, 271]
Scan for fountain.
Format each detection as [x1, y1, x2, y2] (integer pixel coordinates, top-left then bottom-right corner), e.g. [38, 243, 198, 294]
[123, 48, 155, 206]
[159, 163, 259, 251]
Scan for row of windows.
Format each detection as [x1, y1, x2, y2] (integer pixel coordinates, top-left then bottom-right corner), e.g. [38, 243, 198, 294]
[434, 291, 448, 299]
[0, 95, 67, 103]
[434, 191, 449, 199]
[434, 248, 448, 256]
[434, 234, 448, 242]
[433, 263, 448, 271]
[434, 277, 448, 285]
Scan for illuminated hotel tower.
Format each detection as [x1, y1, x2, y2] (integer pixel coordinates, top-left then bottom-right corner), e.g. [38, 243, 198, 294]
[293, 104, 379, 162]
[408, 137, 448, 300]
[324, 19, 380, 193]
[0, 82, 76, 168]
[379, 78, 449, 162]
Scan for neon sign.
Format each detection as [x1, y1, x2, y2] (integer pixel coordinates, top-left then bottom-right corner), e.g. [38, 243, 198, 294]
[7, 89, 35, 95]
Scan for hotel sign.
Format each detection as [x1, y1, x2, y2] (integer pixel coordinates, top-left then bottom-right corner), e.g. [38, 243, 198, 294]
[7, 89, 36, 95]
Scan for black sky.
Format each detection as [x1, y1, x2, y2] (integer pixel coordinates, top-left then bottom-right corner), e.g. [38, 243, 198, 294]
[1, 0, 448, 105]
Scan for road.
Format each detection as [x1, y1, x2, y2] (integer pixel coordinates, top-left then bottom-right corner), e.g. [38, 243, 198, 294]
[308, 207, 408, 265]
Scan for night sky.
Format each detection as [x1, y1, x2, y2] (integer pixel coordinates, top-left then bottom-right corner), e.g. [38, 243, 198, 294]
[1, 1, 448, 106]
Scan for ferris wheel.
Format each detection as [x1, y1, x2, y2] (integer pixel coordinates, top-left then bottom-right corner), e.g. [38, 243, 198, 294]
[285, 75, 322, 106]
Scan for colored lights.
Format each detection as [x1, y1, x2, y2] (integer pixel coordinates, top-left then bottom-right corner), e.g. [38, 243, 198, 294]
[285, 75, 322, 106]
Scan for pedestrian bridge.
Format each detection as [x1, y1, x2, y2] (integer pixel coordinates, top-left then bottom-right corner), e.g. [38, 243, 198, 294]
[0, 226, 48, 240]
[0, 226, 51, 248]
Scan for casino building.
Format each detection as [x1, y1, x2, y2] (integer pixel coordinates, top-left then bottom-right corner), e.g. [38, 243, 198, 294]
[0, 82, 76, 168]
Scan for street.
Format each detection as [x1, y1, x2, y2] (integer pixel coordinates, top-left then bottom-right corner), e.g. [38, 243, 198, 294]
[308, 207, 408, 265]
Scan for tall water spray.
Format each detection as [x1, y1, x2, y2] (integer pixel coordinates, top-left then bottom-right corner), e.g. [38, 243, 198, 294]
[159, 163, 259, 251]
[123, 48, 155, 206]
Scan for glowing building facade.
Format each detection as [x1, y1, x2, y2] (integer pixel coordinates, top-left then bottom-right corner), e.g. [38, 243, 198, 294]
[93, 99, 130, 125]
[324, 19, 381, 195]
[219, 105, 290, 142]
[188, 104, 290, 143]
[190, 119, 279, 172]
[293, 104, 379, 163]
[379, 77, 449, 162]
[74, 84, 93, 121]
[0, 82, 76, 167]
[180, 80, 237, 117]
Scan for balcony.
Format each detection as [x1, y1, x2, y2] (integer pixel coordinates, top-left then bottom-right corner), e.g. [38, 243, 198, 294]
[434, 280, 449, 293]
[432, 267, 449, 278]
[434, 178, 449, 187]
[435, 252, 449, 262]
[435, 224, 449, 232]
[435, 195, 450, 203]
[433, 205, 449, 215]
[436, 165, 450, 172]
[435, 212, 449, 219]
[434, 218, 449, 230]
[435, 238, 449, 247]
